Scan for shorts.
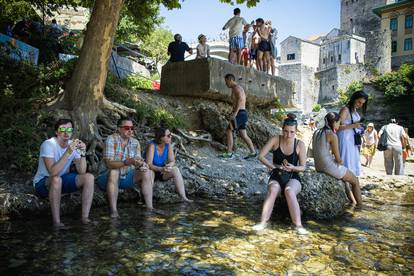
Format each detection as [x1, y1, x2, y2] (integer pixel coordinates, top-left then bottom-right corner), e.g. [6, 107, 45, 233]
[229, 36, 244, 49]
[268, 171, 300, 191]
[97, 169, 135, 191]
[362, 144, 376, 157]
[241, 48, 250, 60]
[231, 110, 248, 130]
[34, 172, 79, 198]
[258, 40, 271, 52]
[250, 48, 257, 60]
[154, 171, 169, 182]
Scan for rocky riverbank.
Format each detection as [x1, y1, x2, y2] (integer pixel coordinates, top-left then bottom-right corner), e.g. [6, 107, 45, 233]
[1, 137, 413, 222]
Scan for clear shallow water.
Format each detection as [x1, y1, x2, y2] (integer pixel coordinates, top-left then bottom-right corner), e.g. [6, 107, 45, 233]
[0, 190, 413, 275]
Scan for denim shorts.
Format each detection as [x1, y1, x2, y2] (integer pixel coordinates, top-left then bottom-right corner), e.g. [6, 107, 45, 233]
[97, 169, 135, 191]
[34, 172, 79, 198]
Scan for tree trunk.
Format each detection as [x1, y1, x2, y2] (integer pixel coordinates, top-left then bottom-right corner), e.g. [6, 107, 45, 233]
[64, 0, 124, 141]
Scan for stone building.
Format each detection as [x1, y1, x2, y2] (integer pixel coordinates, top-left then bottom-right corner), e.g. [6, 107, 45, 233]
[317, 29, 367, 101]
[340, 0, 392, 73]
[373, 0, 414, 69]
[277, 36, 320, 112]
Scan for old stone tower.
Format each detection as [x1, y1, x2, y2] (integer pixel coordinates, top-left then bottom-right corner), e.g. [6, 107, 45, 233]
[340, 0, 391, 73]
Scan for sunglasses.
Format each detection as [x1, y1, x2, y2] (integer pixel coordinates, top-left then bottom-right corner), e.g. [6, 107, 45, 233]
[58, 127, 73, 133]
[121, 126, 134, 131]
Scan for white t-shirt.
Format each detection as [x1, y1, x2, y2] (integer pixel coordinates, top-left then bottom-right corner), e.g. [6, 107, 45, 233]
[223, 16, 248, 38]
[33, 137, 80, 185]
[379, 123, 406, 148]
[363, 129, 377, 145]
[196, 43, 210, 58]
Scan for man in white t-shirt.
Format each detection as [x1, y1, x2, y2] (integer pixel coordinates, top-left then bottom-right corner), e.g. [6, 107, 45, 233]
[222, 8, 248, 64]
[378, 118, 406, 175]
[33, 119, 94, 227]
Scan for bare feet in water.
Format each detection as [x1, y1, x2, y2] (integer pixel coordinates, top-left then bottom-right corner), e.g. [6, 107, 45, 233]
[146, 208, 166, 215]
[53, 222, 65, 228]
[110, 211, 120, 219]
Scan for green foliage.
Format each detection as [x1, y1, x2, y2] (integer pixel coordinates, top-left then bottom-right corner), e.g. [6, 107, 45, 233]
[0, 54, 74, 171]
[348, 80, 363, 93]
[338, 81, 363, 105]
[312, 104, 321, 112]
[270, 97, 286, 121]
[374, 63, 414, 98]
[121, 75, 153, 90]
[105, 80, 185, 130]
[139, 28, 174, 66]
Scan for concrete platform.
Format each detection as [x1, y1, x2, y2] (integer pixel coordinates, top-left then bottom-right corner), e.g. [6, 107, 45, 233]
[160, 58, 294, 107]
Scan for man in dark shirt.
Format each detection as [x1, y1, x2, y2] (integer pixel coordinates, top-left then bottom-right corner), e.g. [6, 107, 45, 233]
[167, 33, 193, 62]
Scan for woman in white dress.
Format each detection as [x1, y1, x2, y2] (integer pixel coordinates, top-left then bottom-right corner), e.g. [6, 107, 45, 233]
[337, 90, 368, 204]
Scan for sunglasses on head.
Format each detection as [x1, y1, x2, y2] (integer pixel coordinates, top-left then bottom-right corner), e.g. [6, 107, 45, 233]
[121, 126, 134, 131]
[58, 127, 73, 133]
[284, 119, 298, 126]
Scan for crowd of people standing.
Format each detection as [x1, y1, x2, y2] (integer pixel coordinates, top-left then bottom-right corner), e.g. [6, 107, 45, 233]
[167, 8, 278, 75]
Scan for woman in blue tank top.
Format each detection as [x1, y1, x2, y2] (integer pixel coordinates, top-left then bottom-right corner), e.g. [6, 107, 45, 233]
[253, 114, 308, 235]
[145, 128, 192, 210]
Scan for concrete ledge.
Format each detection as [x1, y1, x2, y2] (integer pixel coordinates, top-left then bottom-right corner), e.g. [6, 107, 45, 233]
[160, 58, 294, 106]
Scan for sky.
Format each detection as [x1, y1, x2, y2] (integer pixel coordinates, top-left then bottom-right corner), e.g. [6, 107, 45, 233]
[160, 0, 340, 48]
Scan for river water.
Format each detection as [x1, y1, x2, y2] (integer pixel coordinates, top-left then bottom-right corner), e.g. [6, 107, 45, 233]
[0, 188, 413, 275]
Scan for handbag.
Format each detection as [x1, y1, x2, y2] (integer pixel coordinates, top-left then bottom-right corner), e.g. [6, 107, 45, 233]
[269, 139, 297, 185]
[377, 126, 388, 151]
[349, 107, 362, 146]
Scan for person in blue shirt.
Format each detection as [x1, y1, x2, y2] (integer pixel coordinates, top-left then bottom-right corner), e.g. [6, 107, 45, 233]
[145, 128, 192, 210]
[167, 33, 193, 62]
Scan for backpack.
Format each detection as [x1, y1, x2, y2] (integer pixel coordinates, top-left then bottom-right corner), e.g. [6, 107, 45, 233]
[377, 126, 388, 151]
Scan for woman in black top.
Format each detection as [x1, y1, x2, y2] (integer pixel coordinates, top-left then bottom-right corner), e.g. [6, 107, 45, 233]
[253, 114, 308, 235]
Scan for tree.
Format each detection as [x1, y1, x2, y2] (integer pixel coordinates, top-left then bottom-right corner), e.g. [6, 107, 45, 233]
[140, 28, 173, 68]
[59, 0, 261, 141]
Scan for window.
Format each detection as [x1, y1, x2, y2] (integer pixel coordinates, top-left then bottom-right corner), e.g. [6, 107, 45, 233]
[405, 15, 413, 29]
[392, 40, 397, 53]
[332, 85, 335, 90]
[338, 54, 342, 62]
[390, 18, 398, 31]
[323, 58, 326, 64]
[287, 53, 295, 60]
[404, 38, 412, 51]
[330, 56, 334, 62]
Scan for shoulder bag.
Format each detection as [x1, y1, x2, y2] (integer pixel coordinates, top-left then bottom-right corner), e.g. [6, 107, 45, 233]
[349, 107, 362, 146]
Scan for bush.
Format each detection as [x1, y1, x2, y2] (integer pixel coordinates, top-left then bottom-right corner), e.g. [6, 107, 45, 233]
[105, 82, 185, 130]
[374, 63, 414, 98]
[338, 81, 364, 105]
[312, 104, 321, 112]
[0, 54, 73, 172]
[121, 75, 153, 90]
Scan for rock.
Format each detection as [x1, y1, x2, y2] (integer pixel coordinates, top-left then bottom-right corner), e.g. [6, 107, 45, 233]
[298, 167, 348, 219]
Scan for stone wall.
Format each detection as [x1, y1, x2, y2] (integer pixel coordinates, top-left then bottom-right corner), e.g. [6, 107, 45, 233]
[316, 64, 368, 102]
[278, 63, 317, 112]
[392, 55, 414, 69]
[340, 0, 386, 35]
[365, 84, 414, 135]
[365, 30, 392, 74]
[160, 58, 295, 107]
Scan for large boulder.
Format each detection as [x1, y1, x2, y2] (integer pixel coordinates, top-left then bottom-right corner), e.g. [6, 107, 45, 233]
[160, 58, 294, 107]
[298, 168, 348, 219]
[151, 146, 348, 220]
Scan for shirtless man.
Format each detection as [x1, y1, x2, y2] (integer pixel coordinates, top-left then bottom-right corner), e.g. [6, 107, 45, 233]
[221, 74, 257, 159]
[255, 18, 271, 72]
